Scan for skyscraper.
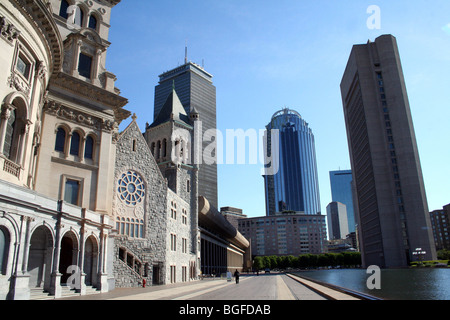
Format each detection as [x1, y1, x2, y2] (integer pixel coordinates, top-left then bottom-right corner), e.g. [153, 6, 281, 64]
[340, 34, 436, 267]
[329, 170, 356, 233]
[326, 201, 349, 240]
[152, 61, 218, 208]
[263, 108, 321, 216]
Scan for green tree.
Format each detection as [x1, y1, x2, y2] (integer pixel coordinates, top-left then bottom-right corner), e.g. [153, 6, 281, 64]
[253, 256, 264, 271]
[325, 253, 337, 268]
[263, 256, 271, 269]
[269, 255, 278, 269]
[318, 254, 328, 267]
[437, 249, 450, 260]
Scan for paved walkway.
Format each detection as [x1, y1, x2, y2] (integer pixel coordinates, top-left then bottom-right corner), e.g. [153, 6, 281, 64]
[58, 273, 361, 301]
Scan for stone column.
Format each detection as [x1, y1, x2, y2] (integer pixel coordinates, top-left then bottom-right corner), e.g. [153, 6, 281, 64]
[79, 137, 86, 162]
[97, 219, 109, 292]
[17, 120, 32, 167]
[21, 216, 33, 274]
[50, 202, 63, 298]
[64, 133, 71, 159]
[91, 49, 102, 86]
[71, 40, 82, 77]
[78, 216, 86, 295]
[7, 215, 31, 300]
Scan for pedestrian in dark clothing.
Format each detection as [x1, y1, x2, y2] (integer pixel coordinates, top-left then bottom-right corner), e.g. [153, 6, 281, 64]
[234, 269, 240, 284]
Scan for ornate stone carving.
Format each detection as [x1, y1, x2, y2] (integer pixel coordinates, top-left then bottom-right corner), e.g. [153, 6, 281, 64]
[36, 61, 47, 80]
[7, 73, 30, 96]
[43, 99, 115, 132]
[0, 15, 21, 44]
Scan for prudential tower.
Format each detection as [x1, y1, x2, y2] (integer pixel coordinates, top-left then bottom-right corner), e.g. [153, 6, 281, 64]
[263, 108, 321, 216]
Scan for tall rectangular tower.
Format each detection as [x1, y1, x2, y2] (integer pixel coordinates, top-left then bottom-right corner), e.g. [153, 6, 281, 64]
[154, 62, 218, 208]
[329, 170, 356, 233]
[340, 34, 436, 267]
[326, 201, 349, 240]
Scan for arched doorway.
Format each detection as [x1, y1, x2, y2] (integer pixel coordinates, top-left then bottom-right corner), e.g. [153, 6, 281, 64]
[0, 226, 10, 275]
[83, 236, 98, 287]
[59, 231, 78, 284]
[27, 226, 53, 289]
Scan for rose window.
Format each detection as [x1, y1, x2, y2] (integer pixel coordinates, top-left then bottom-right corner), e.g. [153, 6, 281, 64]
[118, 171, 145, 206]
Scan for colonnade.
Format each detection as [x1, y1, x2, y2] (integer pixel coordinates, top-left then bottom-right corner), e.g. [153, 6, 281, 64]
[0, 199, 111, 300]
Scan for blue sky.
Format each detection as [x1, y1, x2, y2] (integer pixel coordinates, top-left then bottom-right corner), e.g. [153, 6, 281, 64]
[107, 0, 450, 218]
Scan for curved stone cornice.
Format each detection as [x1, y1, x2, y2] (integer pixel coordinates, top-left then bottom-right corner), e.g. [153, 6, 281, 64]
[11, 0, 63, 76]
[101, 0, 121, 7]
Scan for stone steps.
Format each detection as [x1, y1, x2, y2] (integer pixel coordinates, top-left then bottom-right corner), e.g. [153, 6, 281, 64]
[29, 285, 101, 300]
[29, 287, 53, 300]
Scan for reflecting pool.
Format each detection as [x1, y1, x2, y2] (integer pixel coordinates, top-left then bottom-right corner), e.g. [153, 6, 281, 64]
[295, 268, 450, 300]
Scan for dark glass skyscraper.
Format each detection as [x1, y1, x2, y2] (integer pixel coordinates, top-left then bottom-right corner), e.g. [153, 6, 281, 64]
[329, 170, 356, 233]
[264, 108, 321, 216]
[153, 62, 218, 208]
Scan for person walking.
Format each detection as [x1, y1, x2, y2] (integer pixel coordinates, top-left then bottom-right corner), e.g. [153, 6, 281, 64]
[234, 269, 240, 284]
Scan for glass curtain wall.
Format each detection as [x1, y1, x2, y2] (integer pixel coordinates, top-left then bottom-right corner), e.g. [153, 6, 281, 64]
[264, 108, 321, 216]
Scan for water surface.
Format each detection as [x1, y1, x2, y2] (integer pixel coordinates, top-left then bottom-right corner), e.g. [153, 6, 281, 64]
[295, 268, 450, 300]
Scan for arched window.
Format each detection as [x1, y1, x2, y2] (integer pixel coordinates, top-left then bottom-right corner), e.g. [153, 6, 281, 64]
[150, 142, 155, 156]
[120, 218, 125, 235]
[140, 220, 144, 238]
[130, 219, 135, 237]
[1, 97, 30, 166]
[55, 127, 66, 152]
[156, 140, 161, 159]
[70, 132, 80, 156]
[88, 15, 97, 30]
[118, 171, 145, 206]
[116, 217, 144, 238]
[0, 227, 9, 275]
[59, 0, 70, 19]
[3, 108, 16, 160]
[162, 139, 167, 158]
[84, 135, 94, 159]
[135, 221, 140, 238]
[126, 218, 130, 236]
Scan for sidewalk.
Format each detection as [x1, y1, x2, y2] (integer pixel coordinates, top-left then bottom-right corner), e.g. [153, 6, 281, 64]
[58, 277, 244, 300]
[58, 273, 367, 301]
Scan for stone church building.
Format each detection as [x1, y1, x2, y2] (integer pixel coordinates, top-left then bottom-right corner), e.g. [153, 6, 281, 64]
[0, 0, 200, 300]
[113, 89, 200, 288]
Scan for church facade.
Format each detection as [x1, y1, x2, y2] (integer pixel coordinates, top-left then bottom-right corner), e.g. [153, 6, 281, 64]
[0, 0, 200, 300]
[112, 107, 200, 288]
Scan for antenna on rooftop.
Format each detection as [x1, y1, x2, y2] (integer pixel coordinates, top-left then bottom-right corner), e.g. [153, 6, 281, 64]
[185, 39, 188, 64]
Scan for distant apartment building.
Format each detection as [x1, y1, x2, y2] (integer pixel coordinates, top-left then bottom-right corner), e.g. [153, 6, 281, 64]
[220, 207, 247, 230]
[340, 34, 436, 267]
[430, 205, 450, 251]
[238, 214, 327, 256]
